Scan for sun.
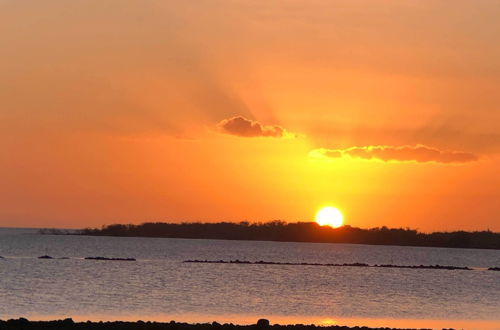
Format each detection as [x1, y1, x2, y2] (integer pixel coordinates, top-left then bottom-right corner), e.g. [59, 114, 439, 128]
[315, 207, 344, 228]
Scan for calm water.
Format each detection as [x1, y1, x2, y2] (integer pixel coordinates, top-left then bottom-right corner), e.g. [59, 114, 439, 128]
[1, 228, 499, 329]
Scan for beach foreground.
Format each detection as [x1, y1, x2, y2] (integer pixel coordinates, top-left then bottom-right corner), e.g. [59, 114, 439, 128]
[0, 319, 433, 330]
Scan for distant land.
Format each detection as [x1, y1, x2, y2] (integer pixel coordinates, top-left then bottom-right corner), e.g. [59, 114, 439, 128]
[41, 221, 500, 250]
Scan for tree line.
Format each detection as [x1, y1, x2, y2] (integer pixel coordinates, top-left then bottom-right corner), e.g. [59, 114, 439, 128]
[70, 221, 500, 250]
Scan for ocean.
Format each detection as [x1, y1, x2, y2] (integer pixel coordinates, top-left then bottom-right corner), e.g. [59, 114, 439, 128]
[0, 228, 499, 329]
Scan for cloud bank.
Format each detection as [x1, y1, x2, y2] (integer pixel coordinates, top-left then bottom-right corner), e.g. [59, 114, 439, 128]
[217, 116, 290, 138]
[310, 145, 478, 164]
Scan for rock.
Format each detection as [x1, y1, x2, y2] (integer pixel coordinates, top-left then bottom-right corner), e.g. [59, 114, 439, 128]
[257, 319, 270, 327]
[38, 255, 53, 259]
[84, 256, 136, 261]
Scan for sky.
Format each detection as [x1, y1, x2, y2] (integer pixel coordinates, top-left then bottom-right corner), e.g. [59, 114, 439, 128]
[1, 0, 499, 231]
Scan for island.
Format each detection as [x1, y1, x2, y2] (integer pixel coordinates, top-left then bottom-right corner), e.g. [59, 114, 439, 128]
[42, 221, 500, 250]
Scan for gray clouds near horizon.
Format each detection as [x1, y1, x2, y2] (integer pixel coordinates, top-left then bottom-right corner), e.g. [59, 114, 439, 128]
[310, 145, 479, 164]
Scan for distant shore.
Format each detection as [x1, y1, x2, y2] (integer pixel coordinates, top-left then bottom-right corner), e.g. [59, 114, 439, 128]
[42, 221, 500, 250]
[0, 318, 431, 330]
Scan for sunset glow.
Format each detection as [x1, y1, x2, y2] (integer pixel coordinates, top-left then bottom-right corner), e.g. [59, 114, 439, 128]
[1, 2, 500, 329]
[315, 207, 344, 228]
[0, 1, 499, 232]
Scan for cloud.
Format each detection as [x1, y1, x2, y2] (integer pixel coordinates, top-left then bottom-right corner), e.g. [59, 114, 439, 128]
[309, 145, 478, 164]
[217, 116, 290, 138]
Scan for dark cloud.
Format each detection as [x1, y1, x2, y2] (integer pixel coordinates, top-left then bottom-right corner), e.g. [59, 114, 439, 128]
[217, 116, 290, 138]
[310, 145, 478, 164]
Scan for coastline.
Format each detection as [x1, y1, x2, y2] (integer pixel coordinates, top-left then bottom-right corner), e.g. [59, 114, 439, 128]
[2, 316, 500, 330]
[0, 319, 430, 330]
[44, 222, 500, 250]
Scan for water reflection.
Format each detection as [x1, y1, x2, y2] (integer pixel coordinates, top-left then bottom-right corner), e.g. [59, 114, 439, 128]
[1, 228, 499, 329]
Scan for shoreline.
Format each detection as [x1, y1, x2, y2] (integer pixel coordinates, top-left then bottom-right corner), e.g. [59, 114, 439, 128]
[2, 317, 500, 330]
[40, 222, 500, 251]
[0, 319, 431, 330]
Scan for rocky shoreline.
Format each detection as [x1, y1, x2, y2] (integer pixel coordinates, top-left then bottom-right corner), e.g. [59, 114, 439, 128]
[183, 259, 476, 271]
[0, 319, 433, 330]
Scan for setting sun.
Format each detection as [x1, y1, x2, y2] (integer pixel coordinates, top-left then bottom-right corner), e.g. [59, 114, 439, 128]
[315, 207, 344, 228]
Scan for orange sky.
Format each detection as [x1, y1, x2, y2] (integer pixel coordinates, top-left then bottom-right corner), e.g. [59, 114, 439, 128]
[1, 0, 499, 231]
